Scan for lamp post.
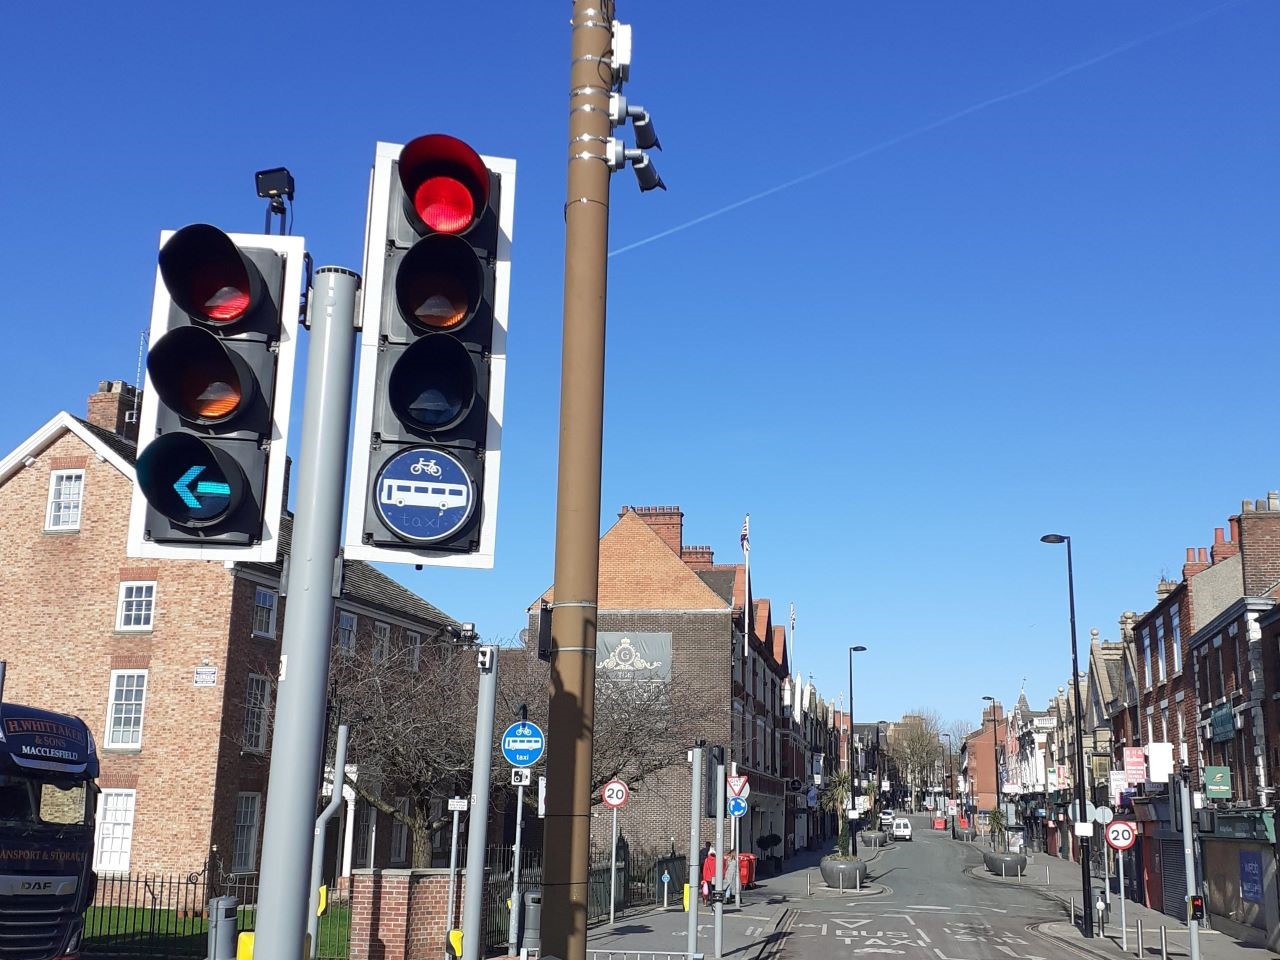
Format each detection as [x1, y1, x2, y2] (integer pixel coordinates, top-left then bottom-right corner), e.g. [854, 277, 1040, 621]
[847, 646, 867, 772]
[1042, 532, 1093, 939]
[941, 732, 956, 837]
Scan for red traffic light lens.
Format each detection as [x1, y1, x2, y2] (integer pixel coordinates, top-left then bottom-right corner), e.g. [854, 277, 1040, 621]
[413, 176, 475, 235]
[399, 134, 490, 236]
[147, 327, 252, 424]
[395, 234, 483, 333]
[159, 224, 262, 326]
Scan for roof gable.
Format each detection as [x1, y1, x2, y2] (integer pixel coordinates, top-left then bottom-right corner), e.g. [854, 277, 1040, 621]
[535, 509, 729, 611]
[0, 412, 135, 487]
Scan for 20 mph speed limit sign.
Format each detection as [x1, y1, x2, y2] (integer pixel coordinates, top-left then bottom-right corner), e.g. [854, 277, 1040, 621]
[601, 779, 630, 809]
[1105, 821, 1137, 851]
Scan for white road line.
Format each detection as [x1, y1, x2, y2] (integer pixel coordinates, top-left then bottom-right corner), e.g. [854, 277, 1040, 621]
[907, 905, 952, 910]
[917, 928, 931, 943]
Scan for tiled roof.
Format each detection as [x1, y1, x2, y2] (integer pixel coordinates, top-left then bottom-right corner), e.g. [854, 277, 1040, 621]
[697, 568, 737, 603]
[75, 417, 138, 464]
[245, 515, 456, 628]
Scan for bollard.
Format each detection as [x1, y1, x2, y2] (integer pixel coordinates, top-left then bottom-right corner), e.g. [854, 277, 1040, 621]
[1136, 919, 1143, 956]
[839, 871, 844, 894]
[1160, 925, 1168, 960]
[1002, 863, 1007, 880]
[1071, 896, 1076, 926]
[1046, 866, 1050, 886]
[855, 871, 861, 891]
[807, 874, 811, 897]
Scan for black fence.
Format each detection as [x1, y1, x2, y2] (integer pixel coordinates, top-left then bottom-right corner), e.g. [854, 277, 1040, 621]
[83, 871, 349, 959]
[480, 847, 688, 951]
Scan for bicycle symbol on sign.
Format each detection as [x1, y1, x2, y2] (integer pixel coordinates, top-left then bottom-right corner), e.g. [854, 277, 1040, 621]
[410, 457, 443, 477]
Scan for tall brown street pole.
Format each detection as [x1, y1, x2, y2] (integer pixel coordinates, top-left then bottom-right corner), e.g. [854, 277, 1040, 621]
[543, 3, 614, 959]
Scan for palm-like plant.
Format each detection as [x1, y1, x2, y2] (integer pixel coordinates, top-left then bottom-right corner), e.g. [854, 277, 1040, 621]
[988, 807, 1007, 851]
[820, 769, 855, 857]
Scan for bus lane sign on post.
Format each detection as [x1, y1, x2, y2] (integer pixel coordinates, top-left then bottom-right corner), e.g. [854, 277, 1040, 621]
[374, 447, 476, 544]
[500, 721, 545, 768]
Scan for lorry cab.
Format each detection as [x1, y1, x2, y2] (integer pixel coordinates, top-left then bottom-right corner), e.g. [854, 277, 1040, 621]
[0, 701, 99, 959]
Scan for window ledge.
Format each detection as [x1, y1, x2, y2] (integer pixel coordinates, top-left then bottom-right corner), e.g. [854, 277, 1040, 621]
[113, 629, 154, 636]
[102, 746, 142, 755]
[42, 527, 81, 535]
[251, 632, 276, 641]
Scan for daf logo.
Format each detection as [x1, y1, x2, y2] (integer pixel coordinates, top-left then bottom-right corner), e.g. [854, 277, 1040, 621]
[0, 875, 77, 897]
[22, 881, 53, 891]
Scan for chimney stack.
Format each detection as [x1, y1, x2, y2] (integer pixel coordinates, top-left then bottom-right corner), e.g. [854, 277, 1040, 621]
[86, 380, 141, 444]
[625, 505, 684, 555]
[681, 545, 715, 570]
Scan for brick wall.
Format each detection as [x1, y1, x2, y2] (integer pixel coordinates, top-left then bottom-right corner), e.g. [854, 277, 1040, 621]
[0, 428, 235, 872]
[348, 869, 461, 960]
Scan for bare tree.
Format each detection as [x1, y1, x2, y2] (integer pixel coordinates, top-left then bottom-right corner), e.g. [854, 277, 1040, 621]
[886, 710, 944, 812]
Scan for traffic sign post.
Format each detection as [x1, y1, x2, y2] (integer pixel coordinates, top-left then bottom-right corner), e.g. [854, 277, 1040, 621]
[1105, 820, 1136, 953]
[602, 780, 629, 925]
[503, 720, 544, 955]
[727, 770, 748, 908]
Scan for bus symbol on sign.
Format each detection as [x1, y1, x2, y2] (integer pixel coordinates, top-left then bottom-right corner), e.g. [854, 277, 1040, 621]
[374, 447, 476, 544]
[501, 721, 545, 768]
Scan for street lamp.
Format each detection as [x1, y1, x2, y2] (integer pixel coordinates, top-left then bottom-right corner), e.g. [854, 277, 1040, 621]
[847, 646, 867, 770]
[1042, 532, 1094, 939]
[982, 696, 1002, 815]
[941, 732, 956, 837]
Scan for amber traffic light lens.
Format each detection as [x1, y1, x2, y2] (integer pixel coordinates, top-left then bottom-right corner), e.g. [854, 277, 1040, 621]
[395, 234, 483, 334]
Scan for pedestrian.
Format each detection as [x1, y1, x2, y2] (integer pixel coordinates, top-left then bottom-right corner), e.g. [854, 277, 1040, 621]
[700, 845, 717, 905]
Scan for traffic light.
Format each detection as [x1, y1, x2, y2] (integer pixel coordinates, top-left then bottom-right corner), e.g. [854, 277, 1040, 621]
[1189, 894, 1205, 921]
[705, 745, 725, 818]
[345, 135, 515, 568]
[127, 224, 305, 560]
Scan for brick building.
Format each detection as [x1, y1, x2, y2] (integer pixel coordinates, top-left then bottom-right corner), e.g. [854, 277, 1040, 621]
[529, 506, 838, 866]
[0, 381, 458, 878]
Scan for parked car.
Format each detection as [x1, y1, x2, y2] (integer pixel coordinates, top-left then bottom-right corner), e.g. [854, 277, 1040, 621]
[878, 810, 895, 828]
[892, 818, 913, 841]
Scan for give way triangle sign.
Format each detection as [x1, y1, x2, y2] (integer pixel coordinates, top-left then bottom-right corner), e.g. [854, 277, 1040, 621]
[727, 775, 749, 798]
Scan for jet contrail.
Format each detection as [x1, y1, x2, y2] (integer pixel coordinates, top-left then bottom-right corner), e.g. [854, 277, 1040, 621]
[608, 0, 1251, 258]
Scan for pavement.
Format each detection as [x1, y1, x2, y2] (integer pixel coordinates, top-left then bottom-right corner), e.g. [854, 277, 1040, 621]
[579, 814, 1280, 960]
[969, 839, 1280, 959]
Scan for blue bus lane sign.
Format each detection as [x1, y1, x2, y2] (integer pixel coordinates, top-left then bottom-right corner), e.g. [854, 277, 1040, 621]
[374, 447, 476, 543]
[501, 721, 545, 768]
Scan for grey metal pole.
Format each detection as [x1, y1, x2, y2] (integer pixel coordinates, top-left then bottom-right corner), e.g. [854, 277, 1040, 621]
[252, 266, 358, 960]
[1118, 844, 1128, 953]
[714, 761, 725, 959]
[446, 799, 463, 948]
[1179, 772, 1202, 960]
[687, 746, 703, 957]
[609, 805, 619, 925]
[461, 646, 498, 960]
[508, 783, 526, 953]
[308, 724, 349, 958]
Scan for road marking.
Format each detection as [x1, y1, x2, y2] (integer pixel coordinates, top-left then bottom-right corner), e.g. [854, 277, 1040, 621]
[917, 928, 931, 943]
[907, 905, 952, 910]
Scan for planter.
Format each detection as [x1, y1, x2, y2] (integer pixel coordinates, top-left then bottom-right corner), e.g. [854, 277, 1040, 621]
[982, 850, 1027, 877]
[819, 857, 868, 889]
[861, 830, 889, 848]
[956, 827, 977, 842]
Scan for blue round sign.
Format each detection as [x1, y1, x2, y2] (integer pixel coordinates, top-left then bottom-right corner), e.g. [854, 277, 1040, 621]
[501, 721, 546, 768]
[727, 796, 748, 819]
[374, 447, 476, 543]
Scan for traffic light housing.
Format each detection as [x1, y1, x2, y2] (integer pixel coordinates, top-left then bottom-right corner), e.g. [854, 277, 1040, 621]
[705, 745, 725, 818]
[127, 225, 305, 560]
[1189, 894, 1205, 921]
[345, 136, 515, 568]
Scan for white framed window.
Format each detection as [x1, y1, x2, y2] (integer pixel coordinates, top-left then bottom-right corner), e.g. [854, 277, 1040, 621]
[1142, 628, 1152, 690]
[353, 801, 373, 868]
[391, 797, 410, 863]
[252, 588, 277, 638]
[407, 631, 422, 672]
[93, 789, 136, 873]
[232, 793, 262, 873]
[336, 611, 357, 657]
[372, 622, 390, 664]
[243, 674, 270, 753]
[45, 469, 84, 531]
[115, 581, 156, 632]
[1171, 608, 1182, 672]
[1156, 620, 1167, 682]
[105, 670, 148, 750]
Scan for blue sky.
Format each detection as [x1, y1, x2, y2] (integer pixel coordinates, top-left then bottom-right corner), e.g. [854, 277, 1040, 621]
[2, 0, 1276, 729]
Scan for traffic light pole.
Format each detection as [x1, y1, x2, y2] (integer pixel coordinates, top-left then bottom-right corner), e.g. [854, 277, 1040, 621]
[253, 267, 360, 959]
[543, 4, 614, 960]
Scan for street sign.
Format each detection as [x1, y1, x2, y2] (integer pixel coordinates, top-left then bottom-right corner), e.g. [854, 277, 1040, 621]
[727, 775, 750, 799]
[1070, 800, 1098, 823]
[511, 768, 532, 787]
[448, 797, 468, 813]
[1093, 805, 1115, 825]
[602, 779, 629, 809]
[500, 721, 545, 767]
[1105, 821, 1137, 851]
[727, 796, 748, 819]
[372, 447, 477, 544]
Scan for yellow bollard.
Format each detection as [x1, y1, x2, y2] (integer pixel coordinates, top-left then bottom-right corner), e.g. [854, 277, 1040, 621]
[683, 882, 690, 912]
[236, 932, 254, 960]
[447, 928, 464, 958]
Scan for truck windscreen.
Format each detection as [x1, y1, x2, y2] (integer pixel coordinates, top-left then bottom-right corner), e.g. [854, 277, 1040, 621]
[0, 774, 90, 828]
